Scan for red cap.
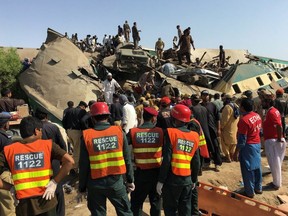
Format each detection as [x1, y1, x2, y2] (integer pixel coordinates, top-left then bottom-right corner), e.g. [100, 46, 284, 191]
[276, 88, 284, 95]
[144, 107, 158, 116]
[160, 96, 171, 105]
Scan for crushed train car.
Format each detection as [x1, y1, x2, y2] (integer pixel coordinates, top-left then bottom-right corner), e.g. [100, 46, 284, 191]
[18, 28, 102, 123]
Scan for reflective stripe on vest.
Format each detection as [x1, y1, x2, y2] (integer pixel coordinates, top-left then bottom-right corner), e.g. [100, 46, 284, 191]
[167, 128, 199, 176]
[15, 179, 50, 191]
[83, 126, 126, 179]
[13, 169, 53, 181]
[3, 140, 53, 199]
[199, 133, 206, 146]
[131, 127, 163, 169]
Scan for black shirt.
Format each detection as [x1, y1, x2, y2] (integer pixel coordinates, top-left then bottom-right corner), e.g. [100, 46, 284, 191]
[0, 130, 12, 152]
[201, 102, 220, 134]
[62, 106, 86, 130]
[0, 97, 25, 112]
[80, 112, 94, 130]
[156, 107, 173, 129]
[42, 121, 67, 151]
[110, 102, 123, 122]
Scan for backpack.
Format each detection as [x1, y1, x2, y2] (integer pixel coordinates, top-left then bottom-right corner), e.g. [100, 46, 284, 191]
[228, 102, 240, 119]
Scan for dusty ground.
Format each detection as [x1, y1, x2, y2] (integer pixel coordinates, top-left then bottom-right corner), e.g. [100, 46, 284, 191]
[64, 148, 288, 215]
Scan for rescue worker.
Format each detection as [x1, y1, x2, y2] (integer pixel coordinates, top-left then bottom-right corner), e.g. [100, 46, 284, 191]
[156, 104, 199, 216]
[0, 112, 16, 216]
[130, 107, 163, 216]
[0, 116, 74, 216]
[78, 102, 134, 216]
[155, 38, 165, 59]
[35, 107, 67, 216]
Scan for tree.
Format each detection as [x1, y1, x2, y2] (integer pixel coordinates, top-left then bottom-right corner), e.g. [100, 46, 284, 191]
[0, 48, 22, 89]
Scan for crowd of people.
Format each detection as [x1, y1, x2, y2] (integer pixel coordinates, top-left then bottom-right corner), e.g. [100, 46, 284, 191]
[0, 21, 287, 215]
[0, 82, 287, 215]
[63, 22, 226, 69]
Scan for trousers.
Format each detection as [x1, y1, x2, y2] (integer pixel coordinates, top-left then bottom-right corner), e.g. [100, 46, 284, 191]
[87, 183, 133, 216]
[162, 184, 192, 216]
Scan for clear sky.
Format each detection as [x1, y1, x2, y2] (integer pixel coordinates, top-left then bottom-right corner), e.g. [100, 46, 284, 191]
[1, 0, 288, 60]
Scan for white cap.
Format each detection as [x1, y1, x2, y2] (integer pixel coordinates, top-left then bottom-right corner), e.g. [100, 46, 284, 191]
[107, 73, 112, 77]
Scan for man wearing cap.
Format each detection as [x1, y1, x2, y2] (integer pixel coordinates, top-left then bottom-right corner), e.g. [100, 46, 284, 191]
[274, 88, 288, 136]
[200, 90, 222, 171]
[261, 91, 287, 190]
[156, 104, 199, 216]
[78, 102, 134, 216]
[0, 112, 15, 216]
[62, 101, 87, 172]
[130, 107, 163, 216]
[102, 73, 121, 105]
[0, 88, 25, 112]
[156, 96, 173, 129]
[220, 94, 239, 162]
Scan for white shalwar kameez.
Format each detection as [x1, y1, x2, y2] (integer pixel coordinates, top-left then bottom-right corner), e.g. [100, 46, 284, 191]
[102, 78, 120, 105]
[264, 138, 287, 187]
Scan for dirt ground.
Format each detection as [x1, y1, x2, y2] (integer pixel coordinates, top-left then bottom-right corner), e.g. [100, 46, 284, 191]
[64, 148, 288, 216]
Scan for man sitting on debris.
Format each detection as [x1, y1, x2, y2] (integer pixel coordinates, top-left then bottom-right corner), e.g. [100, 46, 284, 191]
[0, 88, 25, 112]
[155, 38, 165, 59]
[22, 58, 31, 71]
[161, 82, 175, 98]
[161, 60, 177, 78]
[138, 71, 156, 94]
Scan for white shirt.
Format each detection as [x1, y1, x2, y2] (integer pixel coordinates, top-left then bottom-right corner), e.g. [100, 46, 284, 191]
[103, 36, 108, 45]
[102, 78, 120, 104]
[122, 103, 137, 134]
